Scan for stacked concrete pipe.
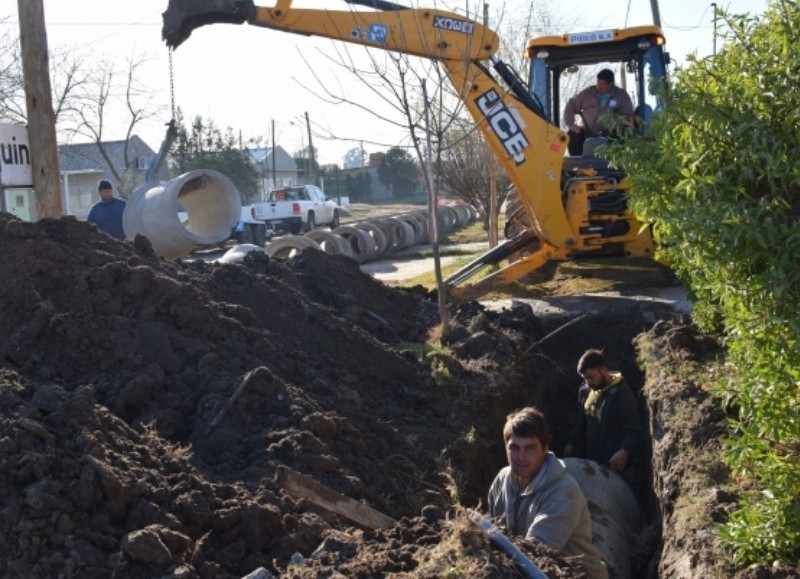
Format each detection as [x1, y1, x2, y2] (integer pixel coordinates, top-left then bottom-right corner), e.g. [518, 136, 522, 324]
[237, 205, 478, 264]
[123, 169, 241, 260]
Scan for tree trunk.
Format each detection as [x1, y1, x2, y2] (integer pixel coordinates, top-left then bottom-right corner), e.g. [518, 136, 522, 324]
[17, 0, 62, 218]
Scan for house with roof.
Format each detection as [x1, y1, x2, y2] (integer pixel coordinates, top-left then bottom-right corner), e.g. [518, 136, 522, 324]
[58, 135, 163, 220]
[247, 146, 298, 200]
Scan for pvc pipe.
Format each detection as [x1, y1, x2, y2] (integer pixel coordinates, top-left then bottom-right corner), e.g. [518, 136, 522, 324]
[471, 512, 548, 579]
[123, 169, 241, 259]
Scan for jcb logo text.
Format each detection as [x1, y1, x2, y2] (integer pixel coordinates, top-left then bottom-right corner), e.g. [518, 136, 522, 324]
[475, 89, 528, 165]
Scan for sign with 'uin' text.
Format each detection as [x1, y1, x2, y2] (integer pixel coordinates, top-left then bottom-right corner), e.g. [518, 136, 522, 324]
[0, 124, 33, 187]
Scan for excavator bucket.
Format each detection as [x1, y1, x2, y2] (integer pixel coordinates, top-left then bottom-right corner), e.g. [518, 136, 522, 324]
[162, 0, 256, 48]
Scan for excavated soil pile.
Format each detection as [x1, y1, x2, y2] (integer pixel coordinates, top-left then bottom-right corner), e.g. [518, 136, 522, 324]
[0, 211, 719, 578]
[0, 213, 597, 578]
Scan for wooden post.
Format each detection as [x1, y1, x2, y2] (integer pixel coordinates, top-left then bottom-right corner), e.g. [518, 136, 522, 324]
[305, 111, 316, 185]
[17, 0, 62, 218]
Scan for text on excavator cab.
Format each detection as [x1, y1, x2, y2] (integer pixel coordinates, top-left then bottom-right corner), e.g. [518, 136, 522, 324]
[567, 30, 614, 44]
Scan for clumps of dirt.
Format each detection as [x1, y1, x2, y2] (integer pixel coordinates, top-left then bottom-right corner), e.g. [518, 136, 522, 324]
[0, 213, 595, 578]
[633, 320, 800, 579]
[12, 211, 765, 578]
[284, 510, 587, 578]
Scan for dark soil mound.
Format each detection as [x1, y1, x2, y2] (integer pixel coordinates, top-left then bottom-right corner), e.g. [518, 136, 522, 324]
[0, 213, 662, 578]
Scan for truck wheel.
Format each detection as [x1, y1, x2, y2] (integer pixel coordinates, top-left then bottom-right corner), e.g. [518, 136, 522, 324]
[252, 224, 267, 247]
[329, 210, 340, 230]
[237, 225, 254, 245]
[305, 212, 316, 232]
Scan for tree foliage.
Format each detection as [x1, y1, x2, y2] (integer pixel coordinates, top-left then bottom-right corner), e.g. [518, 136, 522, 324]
[610, 1, 800, 566]
[173, 110, 260, 203]
[343, 146, 366, 169]
[377, 146, 419, 197]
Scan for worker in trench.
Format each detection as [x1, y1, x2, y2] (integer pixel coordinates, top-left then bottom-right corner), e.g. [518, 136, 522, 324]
[487, 407, 609, 579]
[563, 348, 645, 504]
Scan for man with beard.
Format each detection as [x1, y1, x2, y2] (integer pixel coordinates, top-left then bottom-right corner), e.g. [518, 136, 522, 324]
[563, 348, 642, 486]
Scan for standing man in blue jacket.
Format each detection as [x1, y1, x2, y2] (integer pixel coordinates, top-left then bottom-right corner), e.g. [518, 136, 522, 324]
[87, 179, 126, 240]
[563, 348, 642, 487]
[488, 407, 608, 579]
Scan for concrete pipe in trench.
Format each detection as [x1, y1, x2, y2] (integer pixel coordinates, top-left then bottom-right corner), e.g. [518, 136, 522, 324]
[123, 169, 241, 259]
[565, 457, 643, 579]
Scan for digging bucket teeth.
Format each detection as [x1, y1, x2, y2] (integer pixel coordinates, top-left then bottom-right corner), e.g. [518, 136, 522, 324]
[162, 0, 257, 48]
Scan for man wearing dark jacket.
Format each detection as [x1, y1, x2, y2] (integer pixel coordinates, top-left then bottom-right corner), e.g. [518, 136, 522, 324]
[563, 348, 641, 481]
[87, 179, 126, 240]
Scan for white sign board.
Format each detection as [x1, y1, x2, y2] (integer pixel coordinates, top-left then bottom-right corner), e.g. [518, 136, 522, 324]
[0, 124, 33, 187]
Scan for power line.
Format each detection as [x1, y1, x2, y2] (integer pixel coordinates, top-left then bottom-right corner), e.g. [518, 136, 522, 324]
[661, 4, 715, 31]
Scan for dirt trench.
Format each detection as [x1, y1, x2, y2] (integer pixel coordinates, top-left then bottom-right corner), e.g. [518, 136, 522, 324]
[1, 212, 793, 578]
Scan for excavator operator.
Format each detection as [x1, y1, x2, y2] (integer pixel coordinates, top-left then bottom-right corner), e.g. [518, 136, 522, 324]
[563, 68, 634, 156]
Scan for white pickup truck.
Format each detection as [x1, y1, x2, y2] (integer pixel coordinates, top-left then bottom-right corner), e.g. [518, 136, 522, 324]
[234, 184, 340, 245]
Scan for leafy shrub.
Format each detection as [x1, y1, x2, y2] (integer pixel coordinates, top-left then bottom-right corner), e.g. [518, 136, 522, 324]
[610, 1, 800, 566]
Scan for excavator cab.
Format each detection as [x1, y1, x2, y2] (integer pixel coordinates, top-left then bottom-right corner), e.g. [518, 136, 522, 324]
[446, 27, 671, 300]
[527, 26, 669, 150]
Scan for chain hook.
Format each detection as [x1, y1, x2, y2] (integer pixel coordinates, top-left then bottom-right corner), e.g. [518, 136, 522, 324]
[168, 47, 176, 121]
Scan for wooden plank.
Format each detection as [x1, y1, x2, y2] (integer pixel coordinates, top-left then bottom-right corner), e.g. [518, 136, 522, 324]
[276, 465, 396, 530]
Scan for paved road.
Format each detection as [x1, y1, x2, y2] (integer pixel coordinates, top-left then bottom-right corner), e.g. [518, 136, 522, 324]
[359, 242, 489, 281]
[360, 244, 691, 319]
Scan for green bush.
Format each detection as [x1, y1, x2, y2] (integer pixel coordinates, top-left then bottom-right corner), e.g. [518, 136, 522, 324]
[610, 1, 800, 566]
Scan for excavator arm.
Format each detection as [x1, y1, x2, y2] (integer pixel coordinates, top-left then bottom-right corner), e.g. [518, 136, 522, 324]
[164, 0, 497, 61]
[162, 0, 620, 300]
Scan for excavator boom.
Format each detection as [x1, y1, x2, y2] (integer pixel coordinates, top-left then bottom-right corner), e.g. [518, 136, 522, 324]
[164, 0, 499, 61]
[163, 0, 659, 301]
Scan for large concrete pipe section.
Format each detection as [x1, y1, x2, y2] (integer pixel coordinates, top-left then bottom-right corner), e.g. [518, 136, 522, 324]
[565, 458, 643, 579]
[123, 169, 241, 259]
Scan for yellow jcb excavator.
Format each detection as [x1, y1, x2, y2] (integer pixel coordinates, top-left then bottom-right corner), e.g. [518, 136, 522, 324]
[162, 0, 670, 301]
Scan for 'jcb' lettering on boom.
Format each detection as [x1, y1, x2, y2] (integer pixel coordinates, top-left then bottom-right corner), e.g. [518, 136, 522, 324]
[433, 16, 474, 34]
[475, 89, 529, 165]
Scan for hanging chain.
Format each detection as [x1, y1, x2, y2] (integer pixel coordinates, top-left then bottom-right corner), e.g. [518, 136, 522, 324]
[168, 47, 176, 121]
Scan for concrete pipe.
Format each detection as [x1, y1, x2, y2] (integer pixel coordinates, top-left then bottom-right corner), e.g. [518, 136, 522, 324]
[265, 235, 321, 259]
[123, 169, 241, 259]
[305, 230, 355, 259]
[565, 458, 643, 579]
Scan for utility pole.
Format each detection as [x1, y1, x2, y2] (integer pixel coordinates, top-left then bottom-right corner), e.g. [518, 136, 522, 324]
[17, 0, 62, 218]
[649, 0, 662, 27]
[484, 1, 498, 247]
[304, 111, 316, 185]
[271, 119, 277, 191]
[712, 3, 718, 57]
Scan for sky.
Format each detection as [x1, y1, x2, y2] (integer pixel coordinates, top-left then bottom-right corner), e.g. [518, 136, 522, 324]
[1, 0, 769, 165]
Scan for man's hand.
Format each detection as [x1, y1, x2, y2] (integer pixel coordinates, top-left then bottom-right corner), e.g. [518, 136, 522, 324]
[608, 449, 629, 472]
